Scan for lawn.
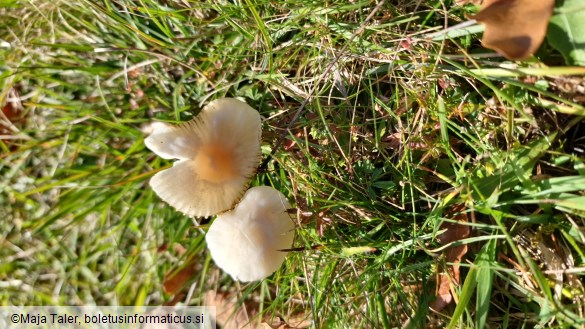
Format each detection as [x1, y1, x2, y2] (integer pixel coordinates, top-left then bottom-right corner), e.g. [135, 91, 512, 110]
[1, 0, 585, 328]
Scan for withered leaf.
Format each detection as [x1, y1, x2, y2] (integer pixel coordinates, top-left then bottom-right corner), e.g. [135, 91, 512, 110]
[431, 271, 454, 312]
[473, 0, 555, 60]
[163, 254, 197, 296]
[204, 290, 312, 329]
[436, 207, 471, 246]
[205, 290, 259, 329]
[430, 204, 471, 312]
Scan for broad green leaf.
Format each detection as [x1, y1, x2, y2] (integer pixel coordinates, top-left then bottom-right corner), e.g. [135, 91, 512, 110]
[447, 265, 477, 329]
[476, 240, 496, 329]
[547, 0, 585, 65]
[515, 193, 585, 212]
[523, 176, 585, 197]
[371, 181, 396, 190]
[0, 0, 19, 8]
[466, 133, 556, 202]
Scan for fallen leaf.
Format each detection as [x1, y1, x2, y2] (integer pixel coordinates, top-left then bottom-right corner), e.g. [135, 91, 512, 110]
[280, 314, 312, 329]
[430, 204, 471, 312]
[284, 130, 304, 151]
[436, 205, 471, 246]
[261, 314, 312, 329]
[1, 89, 27, 151]
[473, 0, 555, 60]
[431, 270, 455, 312]
[205, 290, 258, 329]
[381, 132, 402, 150]
[1, 103, 21, 134]
[163, 254, 197, 296]
[205, 290, 312, 329]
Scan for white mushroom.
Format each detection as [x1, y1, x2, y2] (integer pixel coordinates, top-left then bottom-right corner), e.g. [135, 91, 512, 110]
[205, 186, 295, 282]
[145, 98, 261, 217]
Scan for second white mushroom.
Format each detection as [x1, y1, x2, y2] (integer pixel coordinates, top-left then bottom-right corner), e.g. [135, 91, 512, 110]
[205, 186, 295, 282]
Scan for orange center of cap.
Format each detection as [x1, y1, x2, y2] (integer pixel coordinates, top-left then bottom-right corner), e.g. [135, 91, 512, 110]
[193, 142, 238, 183]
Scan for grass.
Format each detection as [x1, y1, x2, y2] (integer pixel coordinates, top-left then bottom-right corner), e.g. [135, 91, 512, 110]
[1, 0, 585, 327]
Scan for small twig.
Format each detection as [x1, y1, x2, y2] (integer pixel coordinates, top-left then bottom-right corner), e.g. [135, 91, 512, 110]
[516, 267, 585, 276]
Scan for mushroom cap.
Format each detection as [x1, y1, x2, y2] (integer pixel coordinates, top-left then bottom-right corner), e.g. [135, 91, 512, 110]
[145, 98, 262, 217]
[205, 186, 295, 282]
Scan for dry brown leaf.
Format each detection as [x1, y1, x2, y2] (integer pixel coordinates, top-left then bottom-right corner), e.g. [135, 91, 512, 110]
[1, 103, 21, 134]
[284, 130, 304, 151]
[436, 207, 471, 246]
[381, 132, 402, 150]
[163, 255, 197, 296]
[205, 290, 312, 329]
[280, 314, 312, 329]
[431, 271, 454, 312]
[430, 204, 471, 312]
[1, 89, 27, 151]
[261, 315, 312, 329]
[473, 0, 555, 60]
[205, 290, 260, 329]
